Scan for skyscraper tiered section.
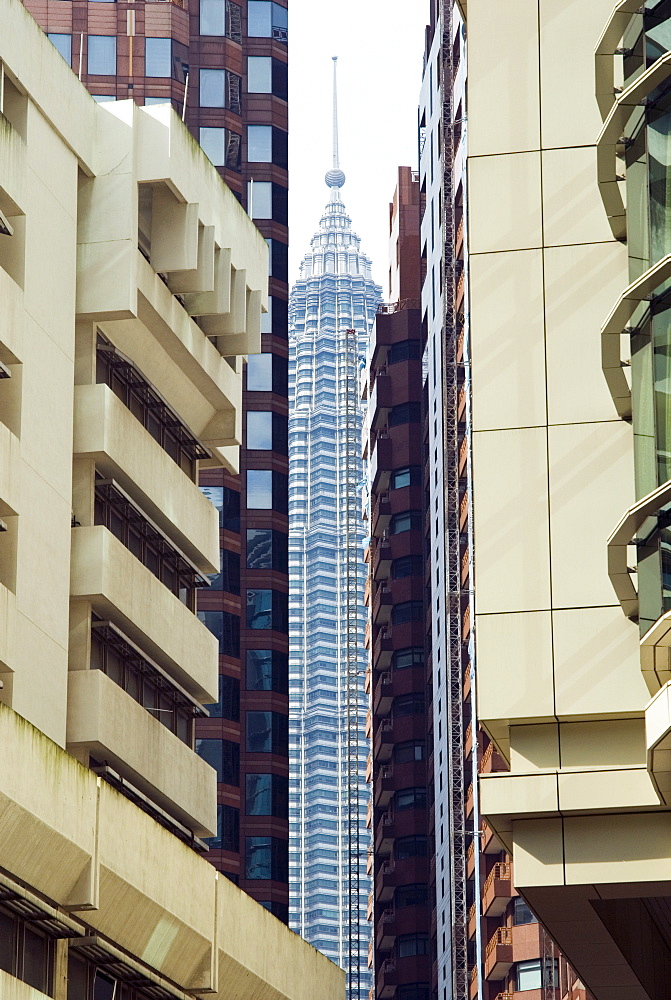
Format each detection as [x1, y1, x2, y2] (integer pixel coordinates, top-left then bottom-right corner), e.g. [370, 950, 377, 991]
[288, 65, 382, 1000]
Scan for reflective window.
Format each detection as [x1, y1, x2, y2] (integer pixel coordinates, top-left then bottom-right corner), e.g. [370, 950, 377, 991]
[199, 127, 242, 170]
[393, 693, 425, 717]
[395, 836, 428, 859]
[245, 836, 288, 881]
[200, 0, 241, 37]
[196, 738, 240, 785]
[245, 773, 289, 816]
[246, 711, 288, 753]
[394, 741, 425, 764]
[397, 934, 429, 958]
[395, 786, 427, 811]
[391, 511, 422, 534]
[246, 649, 289, 693]
[144, 97, 170, 106]
[246, 529, 288, 572]
[392, 555, 423, 579]
[209, 549, 240, 594]
[200, 68, 226, 105]
[47, 33, 71, 63]
[88, 35, 116, 75]
[247, 353, 273, 390]
[389, 402, 422, 426]
[204, 803, 240, 851]
[248, 124, 272, 162]
[394, 884, 429, 908]
[247, 56, 272, 92]
[247, 410, 273, 449]
[391, 466, 421, 489]
[513, 897, 537, 926]
[389, 339, 422, 364]
[516, 959, 558, 991]
[92, 94, 115, 102]
[247, 181, 272, 219]
[246, 588, 288, 631]
[393, 647, 424, 669]
[204, 673, 239, 720]
[247, 1, 287, 40]
[247, 469, 272, 508]
[197, 609, 240, 656]
[392, 601, 423, 625]
[145, 37, 171, 76]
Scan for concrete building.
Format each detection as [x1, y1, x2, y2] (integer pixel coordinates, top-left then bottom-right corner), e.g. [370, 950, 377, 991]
[18, 0, 291, 913]
[287, 65, 381, 1000]
[465, 0, 671, 998]
[0, 5, 342, 1000]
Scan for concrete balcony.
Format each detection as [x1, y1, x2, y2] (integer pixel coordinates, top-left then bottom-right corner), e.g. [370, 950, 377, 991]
[376, 907, 396, 951]
[0, 420, 19, 516]
[373, 629, 393, 669]
[67, 668, 216, 836]
[70, 525, 218, 703]
[373, 671, 393, 716]
[375, 859, 396, 903]
[370, 436, 393, 491]
[372, 492, 392, 534]
[372, 537, 392, 581]
[484, 927, 513, 981]
[373, 585, 393, 624]
[482, 862, 513, 917]
[375, 810, 395, 855]
[369, 374, 392, 430]
[374, 719, 394, 762]
[377, 958, 397, 1000]
[73, 383, 218, 573]
[374, 764, 395, 808]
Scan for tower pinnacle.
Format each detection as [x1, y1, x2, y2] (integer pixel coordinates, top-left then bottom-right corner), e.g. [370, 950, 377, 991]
[325, 55, 346, 190]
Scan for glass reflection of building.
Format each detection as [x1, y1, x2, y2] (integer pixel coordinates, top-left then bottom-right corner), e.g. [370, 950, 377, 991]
[288, 156, 381, 995]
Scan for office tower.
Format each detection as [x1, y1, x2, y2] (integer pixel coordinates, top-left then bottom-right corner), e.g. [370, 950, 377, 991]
[288, 61, 382, 1000]
[466, 0, 671, 996]
[364, 167, 435, 1000]
[20, 0, 291, 912]
[0, 8, 341, 1000]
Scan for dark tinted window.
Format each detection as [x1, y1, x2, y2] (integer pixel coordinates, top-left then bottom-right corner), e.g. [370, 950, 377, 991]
[395, 787, 427, 811]
[247, 529, 288, 572]
[392, 555, 423, 579]
[245, 836, 288, 881]
[205, 673, 239, 720]
[246, 589, 288, 632]
[391, 466, 421, 489]
[514, 897, 537, 925]
[397, 934, 429, 957]
[246, 711, 288, 754]
[245, 773, 289, 817]
[395, 836, 428, 859]
[392, 601, 423, 625]
[394, 693, 425, 717]
[393, 647, 424, 669]
[223, 487, 240, 531]
[198, 610, 240, 656]
[205, 804, 240, 851]
[389, 402, 421, 426]
[389, 340, 422, 364]
[246, 649, 289, 693]
[209, 549, 240, 594]
[391, 511, 422, 534]
[395, 741, 425, 764]
[395, 884, 429, 908]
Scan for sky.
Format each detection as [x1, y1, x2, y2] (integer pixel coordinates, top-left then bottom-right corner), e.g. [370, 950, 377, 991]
[287, 0, 431, 293]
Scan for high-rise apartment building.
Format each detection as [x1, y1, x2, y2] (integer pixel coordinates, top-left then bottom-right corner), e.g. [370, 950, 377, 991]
[19, 0, 291, 915]
[288, 76, 381, 1000]
[0, 8, 341, 1000]
[468, 0, 671, 996]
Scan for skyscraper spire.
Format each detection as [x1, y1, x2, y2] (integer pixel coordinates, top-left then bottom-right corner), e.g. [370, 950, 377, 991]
[325, 55, 346, 191]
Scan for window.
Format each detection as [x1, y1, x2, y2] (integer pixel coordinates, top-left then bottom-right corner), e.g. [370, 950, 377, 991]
[246, 649, 289, 693]
[246, 470, 287, 512]
[395, 884, 429, 908]
[390, 402, 422, 426]
[247, 56, 272, 92]
[88, 36, 116, 75]
[397, 934, 429, 958]
[197, 610, 240, 657]
[91, 622, 196, 745]
[200, 0, 242, 39]
[392, 601, 424, 625]
[247, 180, 272, 219]
[0, 905, 54, 994]
[223, 488, 240, 530]
[247, 1, 288, 41]
[204, 673, 239, 720]
[246, 588, 288, 632]
[393, 647, 424, 669]
[199, 69, 241, 111]
[516, 959, 558, 991]
[144, 97, 170, 106]
[391, 466, 421, 490]
[391, 511, 422, 534]
[245, 773, 289, 817]
[195, 738, 240, 785]
[247, 529, 288, 572]
[513, 897, 538, 925]
[205, 804, 240, 851]
[395, 836, 428, 859]
[145, 37, 171, 76]
[248, 124, 272, 161]
[392, 555, 423, 579]
[93, 95, 116, 102]
[247, 353, 273, 390]
[389, 340, 422, 364]
[263, 296, 289, 339]
[246, 710, 288, 753]
[247, 410, 272, 449]
[397, 987, 430, 1000]
[394, 741, 425, 764]
[394, 693, 426, 717]
[209, 549, 240, 594]
[395, 787, 427, 811]
[266, 238, 289, 281]
[47, 33, 71, 63]
[245, 836, 288, 881]
[199, 127, 242, 170]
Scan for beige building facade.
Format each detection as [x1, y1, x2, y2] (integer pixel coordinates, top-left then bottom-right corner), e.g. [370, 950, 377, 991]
[0, 2, 343, 999]
[465, 0, 671, 997]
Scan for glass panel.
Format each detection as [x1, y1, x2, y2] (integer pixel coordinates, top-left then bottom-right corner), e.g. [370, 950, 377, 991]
[201, 0, 226, 34]
[246, 773, 272, 814]
[247, 125, 272, 162]
[88, 35, 116, 75]
[247, 0, 272, 36]
[246, 588, 272, 629]
[247, 353, 273, 390]
[247, 711, 272, 751]
[247, 411, 273, 449]
[144, 97, 170, 105]
[195, 738, 223, 780]
[92, 94, 115, 102]
[247, 56, 272, 92]
[245, 836, 271, 878]
[200, 68, 226, 106]
[247, 470, 273, 508]
[247, 181, 273, 219]
[516, 960, 542, 991]
[22, 929, 48, 991]
[246, 649, 273, 689]
[145, 37, 171, 77]
[0, 910, 14, 973]
[93, 971, 117, 1000]
[200, 127, 227, 166]
[247, 529, 272, 569]
[48, 33, 72, 62]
